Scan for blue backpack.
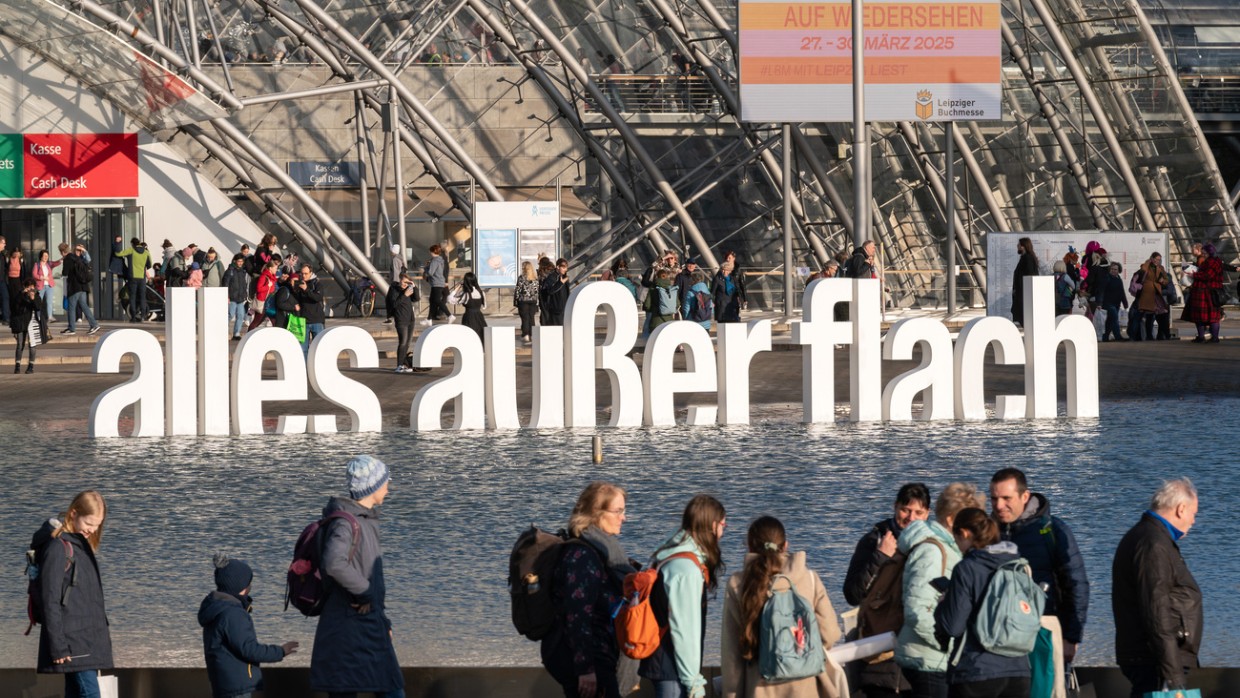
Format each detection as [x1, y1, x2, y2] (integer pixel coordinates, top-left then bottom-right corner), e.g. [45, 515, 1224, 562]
[758, 574, 825, 682]
[656, 286, 678, 316]
[974, 558, 1046, 657]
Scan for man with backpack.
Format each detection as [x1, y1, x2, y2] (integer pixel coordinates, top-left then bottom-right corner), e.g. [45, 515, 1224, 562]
[990, 468, 1089, 698]
[309, 455, 405, 698]
[843, 483, 931, 698]
[642, 270, 679, 339]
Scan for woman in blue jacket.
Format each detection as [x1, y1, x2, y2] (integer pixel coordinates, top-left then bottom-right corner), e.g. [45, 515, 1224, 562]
[932, 509, 1030, 698]
[639, 494, 727, 698]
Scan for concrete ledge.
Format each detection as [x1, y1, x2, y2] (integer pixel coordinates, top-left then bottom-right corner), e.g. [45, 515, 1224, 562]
[4, 667, 1238, 698]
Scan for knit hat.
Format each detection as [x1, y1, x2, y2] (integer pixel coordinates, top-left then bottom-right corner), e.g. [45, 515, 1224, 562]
[213, 553, 253, 596]
[347, 455, 390, 499]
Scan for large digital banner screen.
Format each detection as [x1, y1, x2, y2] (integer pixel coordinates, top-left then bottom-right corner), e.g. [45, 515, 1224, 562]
[739, 0, 1001, 123]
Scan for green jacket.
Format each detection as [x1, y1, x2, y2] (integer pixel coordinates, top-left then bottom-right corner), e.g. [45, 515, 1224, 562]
[894, 519, 962, 672]
[115, 246, 151, 280]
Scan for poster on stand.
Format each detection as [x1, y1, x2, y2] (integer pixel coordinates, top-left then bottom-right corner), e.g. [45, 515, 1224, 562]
[477, 228, 519, 287]
[474, 201, 561, 287]
[986, 231, 1169, 318]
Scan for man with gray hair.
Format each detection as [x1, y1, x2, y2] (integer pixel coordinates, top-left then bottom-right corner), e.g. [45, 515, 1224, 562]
[1111, 478, 1202, 697]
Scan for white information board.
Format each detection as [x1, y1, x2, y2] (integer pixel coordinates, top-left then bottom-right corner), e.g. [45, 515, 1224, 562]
[473, 201, 561, 287]
[986, 231, 1170, 318]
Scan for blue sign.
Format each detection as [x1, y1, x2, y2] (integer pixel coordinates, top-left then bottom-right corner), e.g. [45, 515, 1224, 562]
[477, 228, 519, 288]
[287, 161, 361, 188]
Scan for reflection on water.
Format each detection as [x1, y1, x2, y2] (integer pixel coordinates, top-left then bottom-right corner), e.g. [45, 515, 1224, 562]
[0, 399, 1234, 668]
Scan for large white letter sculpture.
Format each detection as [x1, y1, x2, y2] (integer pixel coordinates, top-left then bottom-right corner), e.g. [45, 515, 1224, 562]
[1023, 276, 1099, 418]
[307, 326, 381, 433]
[231, 327, 308, 434]
[643, 321, 717, 426]
[198, 288, 231, 435]
[882, 318, 954, 420]
[953, 317, 1026, 420]
[793, 279, 882, 423]
[716, 320, 772, 425]
[564, 282, 643, 427]
[485, 327, 520, 429]
[166, 287, 199, 435]
[528, 326, 565, 428]
[410, 324, 485, 430]
[89, 329, 165, 437]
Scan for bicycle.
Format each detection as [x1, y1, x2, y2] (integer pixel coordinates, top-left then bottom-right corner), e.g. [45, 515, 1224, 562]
[330, 269, 376, 318]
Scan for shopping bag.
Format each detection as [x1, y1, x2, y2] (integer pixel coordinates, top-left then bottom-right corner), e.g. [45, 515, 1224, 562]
[1028, 628, 1055, 698]
[1143, 691, 1201, 698]
[99, 673, 119, 698]
[1092, 309, 1106, 339]
[27, 316, 47, 347]
[287, 314, 307, 343]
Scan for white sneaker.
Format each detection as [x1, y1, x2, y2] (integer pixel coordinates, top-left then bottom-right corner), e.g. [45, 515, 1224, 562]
[420, 319, 432, 327]
[394, 366, 408, 373]
[448, 314, 456, 322]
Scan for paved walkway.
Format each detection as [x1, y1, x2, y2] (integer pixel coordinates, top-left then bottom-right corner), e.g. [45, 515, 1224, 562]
[1, 307, 1236, 423]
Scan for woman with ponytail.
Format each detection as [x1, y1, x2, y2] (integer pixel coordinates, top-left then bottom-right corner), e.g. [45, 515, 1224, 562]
[640, 494, 727, 698]
[721, 516, 843, 698]
[933, 508, 1030, 698]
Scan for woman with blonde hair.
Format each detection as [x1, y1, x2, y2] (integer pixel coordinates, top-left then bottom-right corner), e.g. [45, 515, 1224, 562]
[515, 260, 539, 344]
[32, 490, 113, 697]
[542, 482, 636, 698]
[640, 494, 727, 698]
[722, 515, 844, 698]
[895, 484, 984, 698]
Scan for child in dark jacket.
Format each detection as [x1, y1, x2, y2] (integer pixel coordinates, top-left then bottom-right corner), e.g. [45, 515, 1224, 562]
[199, 555, 298, 698]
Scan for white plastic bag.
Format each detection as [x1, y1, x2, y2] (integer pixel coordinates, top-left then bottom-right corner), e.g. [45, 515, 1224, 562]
[1092, 309, 1107, 340]
[99, 674, 119, 698]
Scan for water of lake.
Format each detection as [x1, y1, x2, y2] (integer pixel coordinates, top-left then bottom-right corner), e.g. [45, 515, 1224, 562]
[1, 398, 1233, 669]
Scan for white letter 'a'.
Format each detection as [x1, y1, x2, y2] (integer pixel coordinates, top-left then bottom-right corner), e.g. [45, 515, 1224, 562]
[89, 329, 165, 437]
[882, 318, 954, 421]
[411, 325, 485, 431]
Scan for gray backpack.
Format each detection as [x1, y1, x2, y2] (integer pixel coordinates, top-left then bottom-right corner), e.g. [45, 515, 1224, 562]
[974, 558, 1045, 657]
[758, 574, 825, 682]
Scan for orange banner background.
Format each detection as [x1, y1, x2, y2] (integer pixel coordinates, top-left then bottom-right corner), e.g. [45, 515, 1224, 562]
[740, 3, 1000, 31]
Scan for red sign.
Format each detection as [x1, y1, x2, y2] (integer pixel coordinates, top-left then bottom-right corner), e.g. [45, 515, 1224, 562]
[23, 133, 139, 198]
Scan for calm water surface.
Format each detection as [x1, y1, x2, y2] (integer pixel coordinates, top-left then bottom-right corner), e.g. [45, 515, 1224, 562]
[1, 399, 1235, 668]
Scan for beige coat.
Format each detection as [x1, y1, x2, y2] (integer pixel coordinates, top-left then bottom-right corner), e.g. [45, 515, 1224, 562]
[721, 551, 846, 698]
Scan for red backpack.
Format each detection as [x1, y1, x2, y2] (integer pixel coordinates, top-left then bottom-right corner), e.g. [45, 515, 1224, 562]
[285, 511, 360, 616]
[615, 552, 708, 659]
[25, 535, 74, 636]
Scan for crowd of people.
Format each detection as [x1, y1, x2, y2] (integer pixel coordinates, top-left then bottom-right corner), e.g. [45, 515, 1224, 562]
[535, 470, 1201, 698]
[1023, 238, 1236, 342]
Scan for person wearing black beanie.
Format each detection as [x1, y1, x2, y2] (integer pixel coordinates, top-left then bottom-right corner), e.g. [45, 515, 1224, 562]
[199, 553, 298, 698]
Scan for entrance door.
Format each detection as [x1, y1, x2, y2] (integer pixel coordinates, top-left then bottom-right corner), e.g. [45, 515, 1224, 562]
[71, 207, 143, 320]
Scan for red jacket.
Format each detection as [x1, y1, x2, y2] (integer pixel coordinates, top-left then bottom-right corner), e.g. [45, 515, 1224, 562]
[255, 270, 277, 302]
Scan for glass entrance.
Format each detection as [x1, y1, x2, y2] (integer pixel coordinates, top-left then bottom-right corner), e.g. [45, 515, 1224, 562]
[71, 207, 142, 321]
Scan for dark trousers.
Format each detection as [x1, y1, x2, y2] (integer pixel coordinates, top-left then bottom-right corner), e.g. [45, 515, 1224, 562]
[544, 311, 564, 327]
[0, 277, 9, 320]
[1120, 663, 1186, 698]
[14, 331, 36, 365]
[429, 287, 449, 320]
[948, 676, 1030, 698]
[903, 668, 949, 698]
[518, 301, 537, 338]
[395, 319, 413, 368]
[1102, 303, 1123, 340]
[539, 635, 621, 698]
[127, 278, 149, 320]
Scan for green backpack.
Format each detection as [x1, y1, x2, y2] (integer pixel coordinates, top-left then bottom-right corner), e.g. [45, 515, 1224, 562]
[758, 574, 825, 682]
[974, 558, 1046, 657]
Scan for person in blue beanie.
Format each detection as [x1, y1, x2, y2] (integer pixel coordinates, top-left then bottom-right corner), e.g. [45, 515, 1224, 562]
[199, 554, 298, 698]
[310, 455, 405, 698]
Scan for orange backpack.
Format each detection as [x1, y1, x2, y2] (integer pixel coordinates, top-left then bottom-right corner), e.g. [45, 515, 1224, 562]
[615, 551, 708, 659]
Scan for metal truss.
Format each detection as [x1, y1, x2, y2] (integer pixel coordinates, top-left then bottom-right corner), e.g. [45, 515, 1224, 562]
[8, 0, 1235, 307]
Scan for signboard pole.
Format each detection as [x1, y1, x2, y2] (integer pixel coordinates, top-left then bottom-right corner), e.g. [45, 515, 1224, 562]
[851, 0, 869, 248]
[391, 91, 408, 263]
[783, 123, 794, 320]
[946, 123, 957, 315]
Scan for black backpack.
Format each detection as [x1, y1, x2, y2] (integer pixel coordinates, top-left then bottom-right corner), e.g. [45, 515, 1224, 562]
[508, 526, 590, 641]
[25, 533, 74, 636]
[689, 290, 712, 322]
[73, 258, 93, 287]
